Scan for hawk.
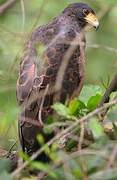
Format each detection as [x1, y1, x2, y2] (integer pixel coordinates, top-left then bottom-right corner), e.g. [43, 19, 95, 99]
[17, 3, 99, 161]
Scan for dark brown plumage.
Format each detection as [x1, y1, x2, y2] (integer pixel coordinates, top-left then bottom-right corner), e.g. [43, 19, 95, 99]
[16, 3, 99, 161]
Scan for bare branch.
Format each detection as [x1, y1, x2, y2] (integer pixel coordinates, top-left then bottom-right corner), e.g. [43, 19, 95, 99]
[78, 122, 85, 150]
[20, 0, 25, 31]
[107, 145, 117, 168]
[99, 74, 117, 106]
[98, 74, 117, 118]
[87, 44, 117, 54]
[0, 0, 16, 15]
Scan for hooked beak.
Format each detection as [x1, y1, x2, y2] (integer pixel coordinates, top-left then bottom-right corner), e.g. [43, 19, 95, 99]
[84, 13, 99, 30]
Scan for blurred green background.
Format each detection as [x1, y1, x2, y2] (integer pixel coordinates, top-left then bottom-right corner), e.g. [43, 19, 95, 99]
[0, 0, 117, 150]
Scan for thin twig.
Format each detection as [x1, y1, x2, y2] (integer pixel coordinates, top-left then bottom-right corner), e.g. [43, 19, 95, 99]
[107, 145, 117, 168]
[99, 74, 117, 106]
[87, 44, 117, 54]
[0, 0, 16, 15]
[78, 122, 85, 150]
[20, 0, 25, 32]
[7, 140, 18, 157]
[31, 0, 48, 30]
[98, 74, 117, 118]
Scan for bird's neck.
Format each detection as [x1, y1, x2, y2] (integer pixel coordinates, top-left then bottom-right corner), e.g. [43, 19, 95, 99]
[78, 19, 87, 30]
[62, 12, 86, 32]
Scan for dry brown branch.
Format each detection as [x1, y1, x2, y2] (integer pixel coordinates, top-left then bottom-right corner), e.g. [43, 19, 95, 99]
[107, 145, 117, 168]
[11, 98, 117, 178]
[98, 74, 117, 118]
[20, 0, 25, 31]
[87, 44, 117, 54]
[78, 122, 85, 150]
[31, 0, 48, 30]
[0, 25, 25, 38]
[77, 123, 88, 180]
[0, 0, 16, 15]
[99, 74, 117, 106]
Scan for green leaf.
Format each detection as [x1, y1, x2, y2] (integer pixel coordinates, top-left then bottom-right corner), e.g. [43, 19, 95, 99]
[19, 151, 32, 164]
[0, 159, 10, 173]
[31, 161, 49, 171]
[43, 144, 51, 155]
[66, 138, 77, 151]
[43, 126, 53, 134]
[87, 94, 102, 111]
[90, 168, 117, 180]
[79, 85, 102, 106]
[87, 156, 106, 174]
[46, 116, 54, 124]
[89, 117, 104, 139]
[68, 98, 86, 115]
[52, 102, 72, 119]
[107, 110, 117, 122]
[31, 161, 57, 178]
[110, 92, 117, 100]
[0, 172, 12, 180]
[51, 143, 58, 152]
[37, 134, 45, 145]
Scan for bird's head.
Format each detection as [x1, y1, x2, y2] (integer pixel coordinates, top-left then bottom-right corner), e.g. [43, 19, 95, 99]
[63, 3, 99, 30]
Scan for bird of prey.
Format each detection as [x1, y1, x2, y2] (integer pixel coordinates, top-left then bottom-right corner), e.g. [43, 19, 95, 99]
[16, 3, 99, 161]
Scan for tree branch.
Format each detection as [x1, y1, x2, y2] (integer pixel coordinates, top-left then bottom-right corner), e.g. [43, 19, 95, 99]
[87, 44, 117, 54]
[99, 74, 117, 106]
[97, 74, 117, 118]
[0, 0, 16, 15]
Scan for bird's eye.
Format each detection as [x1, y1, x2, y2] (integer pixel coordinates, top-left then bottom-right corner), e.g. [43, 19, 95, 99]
[83, 9, 89, 16]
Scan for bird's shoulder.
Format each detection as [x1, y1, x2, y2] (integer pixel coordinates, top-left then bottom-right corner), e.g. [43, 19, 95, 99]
[29, 14, 81, 46]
